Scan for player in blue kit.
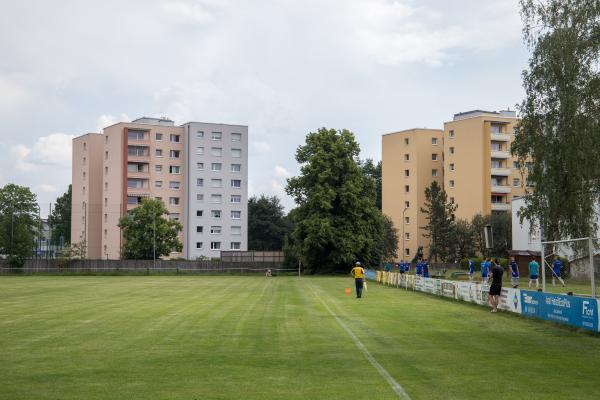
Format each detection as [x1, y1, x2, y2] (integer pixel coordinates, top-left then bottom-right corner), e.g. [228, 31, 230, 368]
[552, 255, 566, 287]
[422, 259, 430, 278]
[481, 257, 490, 284]
[468, 258, 475, 281]
[509, 256, 519, 288]
[529, 256, 540, 288]
[415, 257, 423, 277]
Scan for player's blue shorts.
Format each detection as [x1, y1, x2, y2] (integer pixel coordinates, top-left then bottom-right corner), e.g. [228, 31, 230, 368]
[530, 274, 538, 279]
[553, 270, 561, 276]
[481, 273, 488, 278]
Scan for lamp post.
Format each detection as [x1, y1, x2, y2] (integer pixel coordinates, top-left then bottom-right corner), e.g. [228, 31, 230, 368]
[402, 206, 409, 261]
[153, 213, 156, 270]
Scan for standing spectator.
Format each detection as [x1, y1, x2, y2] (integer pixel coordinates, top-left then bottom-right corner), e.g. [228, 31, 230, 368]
[509, 257, 519, 288]
[529, 257, 540, 289]
[489, 258, 504, 313]
[481, 257, 490, 284]
[551, 255, 566, 287]
[415, 257, 424, 277]
[350, 261, 365, 298]
[468, 258, 475, 281]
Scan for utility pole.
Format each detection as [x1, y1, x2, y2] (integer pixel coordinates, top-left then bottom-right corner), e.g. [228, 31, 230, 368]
[153, 213, 156, 270]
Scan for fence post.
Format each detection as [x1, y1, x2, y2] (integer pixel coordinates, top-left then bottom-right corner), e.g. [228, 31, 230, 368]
[589, 237, 595, 298]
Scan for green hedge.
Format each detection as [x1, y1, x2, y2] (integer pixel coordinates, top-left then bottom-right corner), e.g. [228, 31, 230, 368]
[459, 257, 508, 270]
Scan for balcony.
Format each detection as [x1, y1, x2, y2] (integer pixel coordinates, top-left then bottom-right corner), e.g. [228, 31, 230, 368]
[491, 185, 511, 194]
[491, 203, 511, 211]
[491, 150, 510, 159]
[490, 133, 511, 142]
[491, 168, 511, 176]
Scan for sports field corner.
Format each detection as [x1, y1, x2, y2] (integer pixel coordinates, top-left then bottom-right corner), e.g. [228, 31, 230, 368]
[1, 275, 600, 400]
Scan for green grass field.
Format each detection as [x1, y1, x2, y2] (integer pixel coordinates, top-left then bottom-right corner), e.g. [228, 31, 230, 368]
[1, 276, 600, 400]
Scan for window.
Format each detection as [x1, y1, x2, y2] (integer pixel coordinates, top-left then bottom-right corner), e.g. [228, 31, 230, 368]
[196, 179, 204, 187]
[432, 137, 438, 145]
[431, 153, 438, 161]
[405, 248, 410, 256]
[211, 194, 222, 203]
[105, 151, 108, 160]
[196, 226, 203, 233]
[128, 130, 145, 140]
[231, 195, 241, 203]
[196, 147, 204, 155]
[128, 146, 148, 156]
[230, 242, 241, 250]
[449, 163, 455, 171]
[83, 142, 86, 150]
[231, 179, 241, 188]
[82, 186, 86, 195]
[104, 182, 107, 190]
[491, 124, 502, 134]
[155, 165, 162, 172]
[405, 233, 410, 240]
[127, 196, 140, 205]
[231, 164, 241, 172]
[169, 181, 180, 190]
[513, 161, 520, 169]
[196, 131, 204, 139]
[83, 171, 86, 179]
[211, 210, 221, 218]
[155, 149, 163, 157]
[155, 197, 162, 202]
[210, 226, 222, 234]
[231, 226, 241, 235]
[170, 150, 180, 158]
[513, 178, 521, 187]
[83, 157, 87, 165]
[169, 197, 180, 206]
[170, 134, 180, 143]
[404, 169, 410, 177]
[404, 138, 409, 145]
[105, 136, 108, 144]
[231, 133, 241, 142]
[404, 154, 410, 161]
[211, 132, 222, 140]
[211, 163, 222, 172]
[449, 147, 454, 154]
[169, 213, 180, 221]
[405, 185, 409, 193]
[169, 166, 180, 174]
[449, 180, 455, 188]
[211, 179, 223, 188]
[155, 133, 163, 141]
[449, 130, 455, 138]
[404, 201, 410, 208]
[491, 160, 502, 168]
[196, 242, 203, 249]
[432, 169, 438, 177]
[231, 211, 241, 219]
[405, 216, 410, 224]
[231, 148, 242, 158]
[450, 197, 455, 204]
[128, 178, 145, 189]
[211, 147, 222, 157]
[211, 242, 221, 250]
[105, 166, 108, 175]
[196, 194, 204, 201]
[196, 210, 203, 217]
[197, 162, 204, 170]
[104, 213, 107, 223]
[104, 198, 107, 207]
[491, 143, 502, 151]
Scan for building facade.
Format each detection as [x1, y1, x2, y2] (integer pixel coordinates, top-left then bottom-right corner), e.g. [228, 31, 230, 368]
[71, 117, 248, 260]
[382, 110, 526, 261]
[382, 129, 443, 260]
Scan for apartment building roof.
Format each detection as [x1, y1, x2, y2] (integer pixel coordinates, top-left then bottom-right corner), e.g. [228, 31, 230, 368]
[452, 109, 517, 121]
[382, 127, 443, 137]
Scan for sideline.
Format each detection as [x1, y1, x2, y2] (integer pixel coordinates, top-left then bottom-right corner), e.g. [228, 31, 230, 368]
[308, 283, 411, 400]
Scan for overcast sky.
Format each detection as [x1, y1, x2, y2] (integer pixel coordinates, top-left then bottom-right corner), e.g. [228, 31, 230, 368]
[0, 0, 528, 215]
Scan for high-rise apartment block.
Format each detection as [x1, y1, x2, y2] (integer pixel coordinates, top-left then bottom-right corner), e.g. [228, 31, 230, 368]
[382, 110, 525, 260]
[71, 117, 248, 260]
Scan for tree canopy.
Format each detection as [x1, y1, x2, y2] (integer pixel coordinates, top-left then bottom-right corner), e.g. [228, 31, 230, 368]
[0, 184, 39, 267]
[286, 128, 383, 273]
[248, 195, 291, 250]
[420, 181, 457, 262]
[511, 0, 600, 241]
[118, 199, 182, 259]
[49, 184, 71, 245]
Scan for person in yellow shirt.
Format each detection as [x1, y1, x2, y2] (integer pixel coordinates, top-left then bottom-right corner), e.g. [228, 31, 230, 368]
[350, 261, 365, 298]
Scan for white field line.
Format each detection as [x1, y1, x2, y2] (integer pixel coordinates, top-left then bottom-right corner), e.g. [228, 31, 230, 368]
[308, 285, 411, 400]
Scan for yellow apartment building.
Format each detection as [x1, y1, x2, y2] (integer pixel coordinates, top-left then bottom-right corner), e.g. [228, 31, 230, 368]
[382, 129, 443, 261]
[443, 110, 525, 221]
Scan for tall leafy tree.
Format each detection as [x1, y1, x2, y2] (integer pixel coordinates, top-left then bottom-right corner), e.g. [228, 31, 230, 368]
[359, 159, 382, 210]
[286, 128, 384, 273]
[49, 184, 71, 245]
[453, 219, 475, 261]
[118, 199, 182, 259]
[470, 213, 512, 257]
[382, 214, 399, 262]
[512, 0, 600, 241]
[471, 213, 489, 257]
[420, 181, 457, 262]
[248, 195, 290, 250]
[0, 184, 39, 267]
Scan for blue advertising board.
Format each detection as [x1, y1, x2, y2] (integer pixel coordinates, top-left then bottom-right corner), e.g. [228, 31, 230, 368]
[520, 290, 599, 332]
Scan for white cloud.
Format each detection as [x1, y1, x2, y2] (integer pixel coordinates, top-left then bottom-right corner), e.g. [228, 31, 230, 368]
[158, 0, 224, 24]
[97, 113, 130, 131]
[0, 75, 30, 116]
[12, 133, 75, 172]
[274, 165, 291, 179]
[252, 141, 272, 153]
[35, 184, 58, 193]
